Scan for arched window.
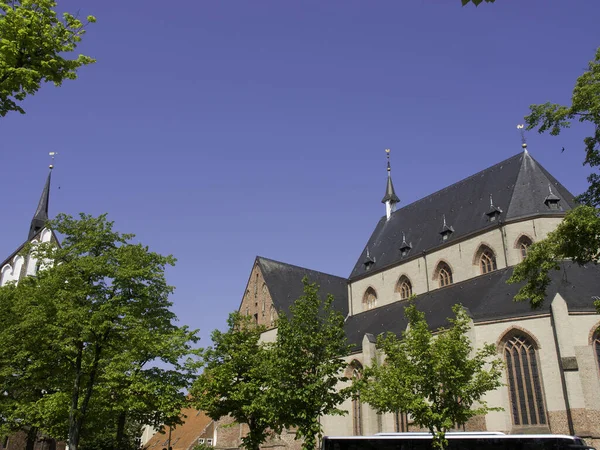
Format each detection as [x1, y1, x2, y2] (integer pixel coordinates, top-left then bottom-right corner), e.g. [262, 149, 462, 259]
[435, 262, 453, 288]
[396, 276, 412, 300]
[262, 284, 268, 313]
[363, 287, 377, 310]
[478, 246, 497, 274]
[350, 361, 363, 435]
[270, 305, 276, 327]
[502, 331, 547, 427]
[516, 236, 533, 261]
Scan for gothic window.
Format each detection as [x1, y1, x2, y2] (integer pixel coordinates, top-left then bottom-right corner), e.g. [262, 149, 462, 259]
[478, 247, 497, 274]
[262, 284, 267, 313]
[502, 332, 547, 427]
[396, 276, 412, 300]
[351, 362, 363, 435]
[436, 262, 453, 288]
[363, 287, 377, 311]
[516, 236, 533, 261]
[270, 305, 275, 327]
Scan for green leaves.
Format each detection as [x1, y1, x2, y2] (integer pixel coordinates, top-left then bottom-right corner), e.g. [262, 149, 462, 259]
[192, 278, 351, 450]
[272, 278, 352, 450]
[191, 313, 274, 450]
[358, 303, 503, 449]
[0, 213, 200, 450]
[0, 0, 95, 116]
[512, 47, 600, 309]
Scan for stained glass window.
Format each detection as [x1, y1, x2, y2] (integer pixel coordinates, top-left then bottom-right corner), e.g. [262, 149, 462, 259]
[504, 333, 547, 426]
[480, 248, 497, 274]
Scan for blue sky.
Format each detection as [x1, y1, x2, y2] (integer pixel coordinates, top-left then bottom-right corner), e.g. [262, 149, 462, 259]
[2, 0, 599, 345]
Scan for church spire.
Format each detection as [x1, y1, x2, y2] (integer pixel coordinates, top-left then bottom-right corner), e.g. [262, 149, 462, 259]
[28, 159, 54, 241]
[381, 148, 400, 220]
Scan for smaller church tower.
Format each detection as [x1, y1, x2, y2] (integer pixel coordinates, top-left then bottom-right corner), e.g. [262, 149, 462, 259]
[381, 148, 400, 220]
[28, 163, 53, 240]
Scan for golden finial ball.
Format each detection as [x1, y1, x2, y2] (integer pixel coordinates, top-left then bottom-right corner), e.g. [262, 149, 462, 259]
[49, 164, 54, 169]
[522, 143, 527, 149]
[385, 148, 390, 154]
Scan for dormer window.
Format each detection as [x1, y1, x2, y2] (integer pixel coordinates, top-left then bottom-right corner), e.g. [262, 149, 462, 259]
[363, 247, 375, 271]
[486, 194, 502, 222]
[399, 232, 412, 257]
[544, 185, 561, 210]
[440, 215, 454, 241]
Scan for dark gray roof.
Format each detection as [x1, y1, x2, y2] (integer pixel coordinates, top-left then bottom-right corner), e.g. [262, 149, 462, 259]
[256, 256, 349, 318]
[28, 168, 52, 240]
[350, 152, 578, 280]
[344, 262, 599, 351]
[381, 173, 400, 204]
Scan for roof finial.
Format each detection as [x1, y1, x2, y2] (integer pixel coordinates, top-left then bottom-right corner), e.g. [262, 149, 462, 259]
[548, 184, 553, 195]
[489, 194, 494, 208]
[382, 148, 400, 220]
[49, 151, 58, 170]
[366, 246, 370, 258]
[386, 148, 391, 173]
[517, 124, 527, 153]
[442, 214, 447, 227]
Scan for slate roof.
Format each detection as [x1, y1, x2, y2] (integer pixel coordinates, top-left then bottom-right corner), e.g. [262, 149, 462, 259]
[350, 152, 578, 280]
[344, 261, 600, 351]
[29, 168, 52, 241]
[257, 256, 349, 318]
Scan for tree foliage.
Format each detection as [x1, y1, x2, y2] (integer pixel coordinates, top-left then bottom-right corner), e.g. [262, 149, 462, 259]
[0, 213, 200, 450]
[358, 303, 503, 449]
[509, 47, 600, 309]
[272, 278, 352, 450]
[0, 0, 95, 117]
[191, 313, 276, 450]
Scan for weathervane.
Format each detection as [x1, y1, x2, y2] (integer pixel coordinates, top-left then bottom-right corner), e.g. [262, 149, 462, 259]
[49, 152, 58, 169]
[517, 124, 527, 152]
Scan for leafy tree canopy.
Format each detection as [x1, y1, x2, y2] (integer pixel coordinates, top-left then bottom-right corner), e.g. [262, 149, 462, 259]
[358, 303, 503, 449]
[0, 0, 95, 116]
[509, 47, 600, 309]
[0, 213, 200, 450]
[272, 278, 352, 450]
[191, 312, 277, 450]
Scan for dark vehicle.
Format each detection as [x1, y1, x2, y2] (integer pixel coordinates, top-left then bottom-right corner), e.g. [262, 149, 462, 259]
[321, 432, 596, 450]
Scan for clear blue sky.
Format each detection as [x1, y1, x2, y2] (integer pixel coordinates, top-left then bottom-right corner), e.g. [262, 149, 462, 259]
[2, 0, 599, 345]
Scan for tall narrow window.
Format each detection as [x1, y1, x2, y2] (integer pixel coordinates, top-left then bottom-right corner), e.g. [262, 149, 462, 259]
[396, 276, 413, 300]
[363, 287, 377, 311]
[503, 332, 547, 427]
[479, 247, 497, 274]
[516, 236, 533, 261]
[351, 362, 363, 435]
[436, 262, 453, 288]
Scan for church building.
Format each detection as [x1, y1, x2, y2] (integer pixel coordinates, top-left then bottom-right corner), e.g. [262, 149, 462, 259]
[229, 145, 600, 449]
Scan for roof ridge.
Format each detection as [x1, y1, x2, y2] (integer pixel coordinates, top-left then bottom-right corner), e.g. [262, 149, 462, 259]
[257, 255, 347, 281]
[389, 152, 523, 217]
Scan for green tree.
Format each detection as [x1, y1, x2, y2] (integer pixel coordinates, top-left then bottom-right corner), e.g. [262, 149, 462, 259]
[191, 312, 277, 450]
[0, 213, 200, 450]
[0, 0, 95, 117]
[358, 303, 503, 449]
[509, 47, 600, 309]
[273, 278, 352, 450]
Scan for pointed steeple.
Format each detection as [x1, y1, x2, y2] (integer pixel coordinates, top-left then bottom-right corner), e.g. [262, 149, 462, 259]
[28, 165, 53, 240]
[381, 149, 400, 220]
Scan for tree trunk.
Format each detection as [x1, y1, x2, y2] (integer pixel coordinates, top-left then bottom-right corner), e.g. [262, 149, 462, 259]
[115, 411, 127, 450]
[25, 426, 38, 450]
[68, 342, 83, 450]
